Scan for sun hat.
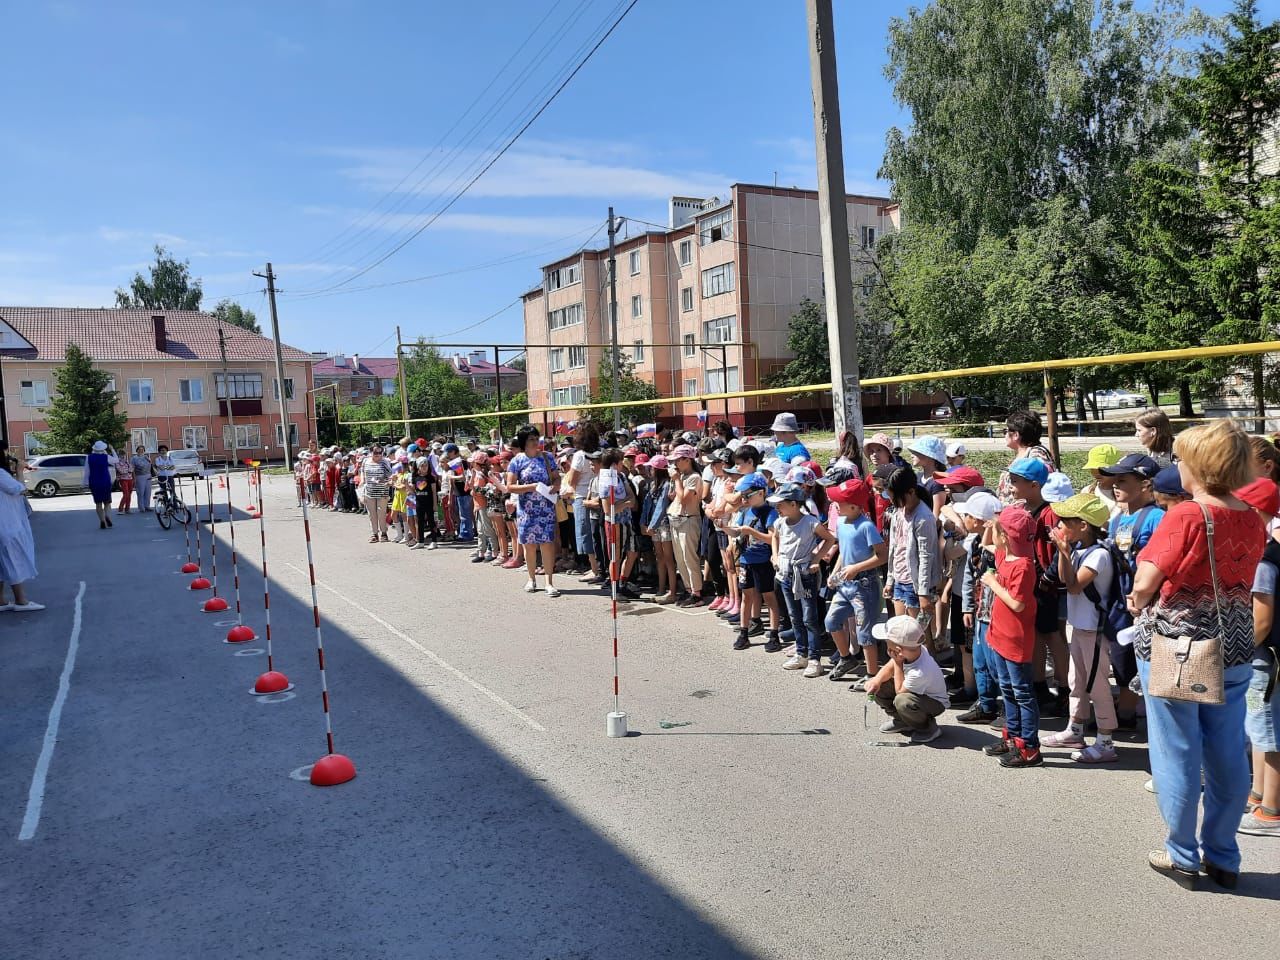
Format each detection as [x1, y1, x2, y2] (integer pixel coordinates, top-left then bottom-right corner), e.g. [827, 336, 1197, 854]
[1041, 472, 1074, 503]
[735, 473, 768, 493]
[1083, 444, 1123, 471]
[1099, 453, 1160, 479]
[1007, 457, 1050, 485]
[623, 446, 640, 457]
[785, 465, 816, 485]
[954, 490, 1002, 521]
[872, 615, 924, 648]
[907, 435, 947, 466]
[1052, 492, 1111, 528]
[864, 432, 894, 457]
[760, 457, 786, 478]
[995, 504, 1036, 546]
[935, 465, 984, 488]
[946, 441, 966, 458]
[671, 444, 698, 461]
[767, 481, 807, 504]
[649, 455, 670, 470]
[827, 478, 871, 508]
[770, 412, 800, 434]
[1236, 477, 1279, 517]
[1153, 464, 1186, 496]
[92, 440, 108, 451]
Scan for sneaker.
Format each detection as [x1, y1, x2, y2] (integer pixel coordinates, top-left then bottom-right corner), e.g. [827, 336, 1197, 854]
[803, 660, 825, 678]
[1072, 743, 1118, 764]
[411, 542, 424, 550]
[470, 554, 485, 563]
[580, 570, 601, 581]
[1144, 778, 1157, 794]
[724, 613, 741, 626]
[828, 658, 859, 681]
[911, 726, 942, 744]
[429, 542, 440, 551]
[617, 585, 641, 600]
[380, 533, 389, 542]
[879, 717, 910, 734]
[762, 632, 782, 653]
[988, 713, 1007, 731]
[708, 596, 727, 612]
[524, 580, 539, 593]
[782, 654, 807, 670]
[10, 602, 45, 612]
[746, 619, 765, 638]
[546, 586, 561, 598]
[983, 737, 1012, 756]
[0, 603, 11, 613]
[732, 630, 751, 651]
[1000, 744, 1044, 768]
[1041, 730, 1088, 750]
[1237, 810, 1280, 837]
[852, 677, 872, 693]
[955, 705, 998, 724]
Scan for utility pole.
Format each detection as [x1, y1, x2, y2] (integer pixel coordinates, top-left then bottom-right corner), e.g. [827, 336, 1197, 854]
[493, 345, 503, 445]
[805, 0, 863, 442]
[606, 206, 621, 431]
[395, 325, 410, 439]
[254, 263, 294, 466]
[217, 319, 239, 472]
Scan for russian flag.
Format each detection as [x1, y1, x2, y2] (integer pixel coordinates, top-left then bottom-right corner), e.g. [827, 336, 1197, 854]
[636, 423, 657, 439]
[696, 410, 708, 423]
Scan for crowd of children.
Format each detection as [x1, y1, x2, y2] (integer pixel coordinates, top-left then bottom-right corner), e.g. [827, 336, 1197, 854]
[296, 409, 1280, 865]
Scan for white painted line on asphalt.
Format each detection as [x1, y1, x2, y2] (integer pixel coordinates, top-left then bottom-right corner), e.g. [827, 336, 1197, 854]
[18, 580, 86, 842]
[284, 562, 546, 732]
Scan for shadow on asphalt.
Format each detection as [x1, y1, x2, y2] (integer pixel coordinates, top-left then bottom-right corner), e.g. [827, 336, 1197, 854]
[1, 500, 757, 960]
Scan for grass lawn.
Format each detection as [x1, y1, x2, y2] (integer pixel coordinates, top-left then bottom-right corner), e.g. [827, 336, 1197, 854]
[963, 449, 1091, 493]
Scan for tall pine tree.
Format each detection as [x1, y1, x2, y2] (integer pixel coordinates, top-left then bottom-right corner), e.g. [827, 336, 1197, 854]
[40, 344, 130, 454]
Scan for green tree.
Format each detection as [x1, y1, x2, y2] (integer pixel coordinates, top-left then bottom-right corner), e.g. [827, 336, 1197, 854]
[213, 299, 261, 334]
[582, 350, 659, 426]
[770, 299, 828, 388]
[115, 245, 203, 310]
[402, 341, 484, 422]
[39, 343, 129, 454]
[473, 390, 528, 441]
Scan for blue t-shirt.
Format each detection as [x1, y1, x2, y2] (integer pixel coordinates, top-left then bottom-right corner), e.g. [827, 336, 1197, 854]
[737, 504, 778, 564]
[837, 513, 883, 567]
[774, 441, 810, 466]
[1108, 503, 1165, 560]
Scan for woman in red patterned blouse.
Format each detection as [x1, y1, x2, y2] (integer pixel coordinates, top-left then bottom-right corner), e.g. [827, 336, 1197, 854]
[1128, 420, 1263, 890]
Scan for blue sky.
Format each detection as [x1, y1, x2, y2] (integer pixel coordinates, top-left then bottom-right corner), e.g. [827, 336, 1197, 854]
[0, 0, 1245, 357]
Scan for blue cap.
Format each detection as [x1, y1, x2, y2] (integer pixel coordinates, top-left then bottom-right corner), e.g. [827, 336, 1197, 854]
[1008, 457, 1050, 485]
[767, 481, 807, 503]
[443, 443, 459, 454]
[1099, 453, 1160, 479]
[735, 473, 768, 493]
[1153, 464, 1186, 496]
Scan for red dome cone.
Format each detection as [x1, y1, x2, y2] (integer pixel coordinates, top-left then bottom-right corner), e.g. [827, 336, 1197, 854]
[226, 624, 256, 643]
[189, 577, 211, 590]
[310, 754, 356, 786]
[203, 596, 229, 612]
[181, 562, 200, 573]
[252, 670, 292, 694]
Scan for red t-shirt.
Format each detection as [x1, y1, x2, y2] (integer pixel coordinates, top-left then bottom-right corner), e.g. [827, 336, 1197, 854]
[987, 548, 1036, 663]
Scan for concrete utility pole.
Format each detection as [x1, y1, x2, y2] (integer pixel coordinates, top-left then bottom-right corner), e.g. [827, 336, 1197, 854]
[217, 319, 239, 474]
[395, 325, 410, 439]
[606, 206, 622, 431]
[254, 263, 294, 466]
[805, 0, 864, 442]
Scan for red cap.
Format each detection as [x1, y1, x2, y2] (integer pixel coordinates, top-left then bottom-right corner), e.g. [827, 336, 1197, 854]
[935, 465, 985, 488]
[1236, 478, 1279, 517]
[801, 459, 824, 479]
[827, 478, 870, 508]
[634, 453, 651, 466]
[996, 505, 1036, 546]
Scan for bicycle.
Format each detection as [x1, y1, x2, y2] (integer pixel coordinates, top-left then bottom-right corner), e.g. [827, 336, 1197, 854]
[153, 479, 192, 530]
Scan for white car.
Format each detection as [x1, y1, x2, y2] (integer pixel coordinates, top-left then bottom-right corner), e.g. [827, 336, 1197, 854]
[169, 449, 205, 476]
[1094, 389, 1147, 409]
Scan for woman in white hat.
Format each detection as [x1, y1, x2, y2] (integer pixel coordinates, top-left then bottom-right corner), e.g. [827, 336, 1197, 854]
[83, 440, 119, 529]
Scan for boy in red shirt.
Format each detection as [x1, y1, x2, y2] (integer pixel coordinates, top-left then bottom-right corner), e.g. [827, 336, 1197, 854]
[980, 504, 1042, 767]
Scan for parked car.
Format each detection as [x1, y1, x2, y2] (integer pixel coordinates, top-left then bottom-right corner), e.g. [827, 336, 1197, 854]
[1094, 388, 1147, 409]
[170, 449, 205, 476]
[930, 396, 1010, 421]
[23, 453, 89, 498]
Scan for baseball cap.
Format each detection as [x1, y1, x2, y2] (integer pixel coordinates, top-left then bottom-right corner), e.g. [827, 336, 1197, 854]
[1041, 472, 1074, 503]
[766, 481, 807, 504]
[1153, 464, 1186, 496]
[735, 473, 768, 493]
[1007, 457, 1050, 485]
[443, 442, 459, 454]
[946, 441, 966, 458]
[827, 478, 871, 508]
[871, 615, 924, 648]
[649, 455, 670, 470]
[1236, 477, 1279, 516]
[785, 465, 816, 485]
[800, 459, 824, 479]
[819, 465, 857, 487]
[634, 453, 651, 467]
[1083, 443, 1122, 471]
[935, 465, 984, 488]
[1052, 492, 1111, 528]
[1099, 453, 1160, 479]
[954, 490, 1002, 521]
[873, 464, 898, 483]
[671, 444, 698, 461]
[995, 504, 1036, 546]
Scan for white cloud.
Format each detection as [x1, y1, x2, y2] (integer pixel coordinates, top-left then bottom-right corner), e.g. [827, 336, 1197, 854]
[98, 227, 191, 247]
[298, 205, 601, 239]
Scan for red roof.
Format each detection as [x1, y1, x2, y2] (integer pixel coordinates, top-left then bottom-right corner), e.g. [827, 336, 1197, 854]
[0, 307, 312, 362]
[313, 356, 400, 378]
[451, 355, 523, 377]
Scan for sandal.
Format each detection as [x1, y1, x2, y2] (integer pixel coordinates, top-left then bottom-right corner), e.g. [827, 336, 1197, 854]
[369, 535, 379, 543]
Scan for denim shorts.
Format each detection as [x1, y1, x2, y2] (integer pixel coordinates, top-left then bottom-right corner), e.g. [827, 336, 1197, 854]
[1245, 649, 1279, 752]
[892, 580, 920, 609]
[826, 576, 881, 647]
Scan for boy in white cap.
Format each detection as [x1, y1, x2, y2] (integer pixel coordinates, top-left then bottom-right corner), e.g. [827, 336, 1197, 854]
[946, 441, 967, 466]
[864, 615, 950, 743]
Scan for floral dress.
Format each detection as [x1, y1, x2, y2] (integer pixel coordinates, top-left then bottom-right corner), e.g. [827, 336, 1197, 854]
[509, 452, 557, 544]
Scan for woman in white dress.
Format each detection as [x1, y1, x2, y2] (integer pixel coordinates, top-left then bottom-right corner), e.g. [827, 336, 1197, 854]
[0, 459, 43, 611]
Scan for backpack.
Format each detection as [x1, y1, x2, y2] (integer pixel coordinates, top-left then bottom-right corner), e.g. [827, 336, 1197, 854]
[1078, 540, 1135, 645]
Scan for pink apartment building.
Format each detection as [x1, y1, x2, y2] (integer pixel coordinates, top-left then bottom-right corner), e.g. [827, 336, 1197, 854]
[0, 307, 315, 462]
[522, 183, 900, 430]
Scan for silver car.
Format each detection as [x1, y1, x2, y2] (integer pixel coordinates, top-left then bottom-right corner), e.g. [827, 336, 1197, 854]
[169, 449, 205, 476]
[23, 453, 89, 498]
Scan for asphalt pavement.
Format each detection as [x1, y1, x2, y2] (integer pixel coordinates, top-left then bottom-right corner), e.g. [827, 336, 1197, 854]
[2, 476, 1276, 960]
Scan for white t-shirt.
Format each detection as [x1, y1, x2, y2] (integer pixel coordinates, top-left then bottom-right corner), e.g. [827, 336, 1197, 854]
[902, 647, 950, 707]
[1066, 544, 1114, 631]
[569, 450, 593, 498]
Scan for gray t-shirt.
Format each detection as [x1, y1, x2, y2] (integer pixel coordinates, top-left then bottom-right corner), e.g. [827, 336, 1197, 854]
[773, 513, 822, 578]
[131, 454, 153, 477]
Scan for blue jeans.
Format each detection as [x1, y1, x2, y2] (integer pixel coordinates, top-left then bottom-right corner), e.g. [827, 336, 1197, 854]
[457, 494, 475, 541]
[990, 652, 1039, 748]
[780, 571, 822, 659]
[972, 620, 1001, 714]
[1138, 658, 1252, 873]
[573, 497, 593, 558]
[825, 576, 881, 647]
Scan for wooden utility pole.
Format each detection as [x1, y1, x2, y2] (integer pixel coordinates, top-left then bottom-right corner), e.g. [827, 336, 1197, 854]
[395, 325, 410, 439]
[606, 207, 621, 431]
[805, 0, 864, 442]
[254, 263, 293, 466]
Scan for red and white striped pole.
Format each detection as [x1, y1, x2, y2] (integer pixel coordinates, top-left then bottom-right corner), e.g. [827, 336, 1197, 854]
[204, 475, 228, 612]
[224, 467, 254, 641]
[604, 471, 627, 737]
[249, 464, 291, 693]
[189, 474, 211, 590]
[180, 476, 199, 573]
[299, 497, 355, 786]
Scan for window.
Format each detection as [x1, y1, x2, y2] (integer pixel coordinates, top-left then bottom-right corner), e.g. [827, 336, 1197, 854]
[130, 427, 159, 453]
[704, 316, 736, 344]
[182, 425, 208, 451]
[568, 345, 587, 369]
[699, 208, 733, 246]
[127, 378, 154, 404]
[179, 378, 204, 403]
[681, 287, 694, 312]
[631, 295, 643, 319]
[682, 333, 696, 358]
[632, 340, 645, 364]
[550, 384, 588, 406]
[548, 302, 584, 330]
[44, 455, 83, 467]
[861, 225, 877, 250]
[19, 380, 49, 406]
[679, 239, 692, 265]
[222, 424, 262, 451]
[861, 274, 878, 298]
[701, 262, 735, 298]
[23, 431, 47, 457]
[272, 377, 296, 400]
[629, 250, 641, 275]
[705, 366, 740, 394]
[548, 348, 566, 373]
[380, 379, 396, 396]
[546, 263, 581, 291]
[214, 372, 263, 399]
[275, 422, 300, 448]
[365, 379, 376, 390]
[684, 378, 698, 396]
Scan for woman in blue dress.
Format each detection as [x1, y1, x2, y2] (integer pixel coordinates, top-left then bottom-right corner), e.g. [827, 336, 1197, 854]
[504, 425, 561, 597]
[82, 439, 118, 529]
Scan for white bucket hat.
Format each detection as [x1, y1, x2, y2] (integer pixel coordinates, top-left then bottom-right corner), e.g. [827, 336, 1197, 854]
[770, 412, 800, 434]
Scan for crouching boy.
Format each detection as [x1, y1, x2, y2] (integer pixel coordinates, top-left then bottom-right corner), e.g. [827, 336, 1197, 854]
[864, 615, 951, 743]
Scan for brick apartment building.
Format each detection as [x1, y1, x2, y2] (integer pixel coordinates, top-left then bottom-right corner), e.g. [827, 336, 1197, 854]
[312, 351, 526, 406]
[0, 307, 314, 461]
[522, 183, 900, 430]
